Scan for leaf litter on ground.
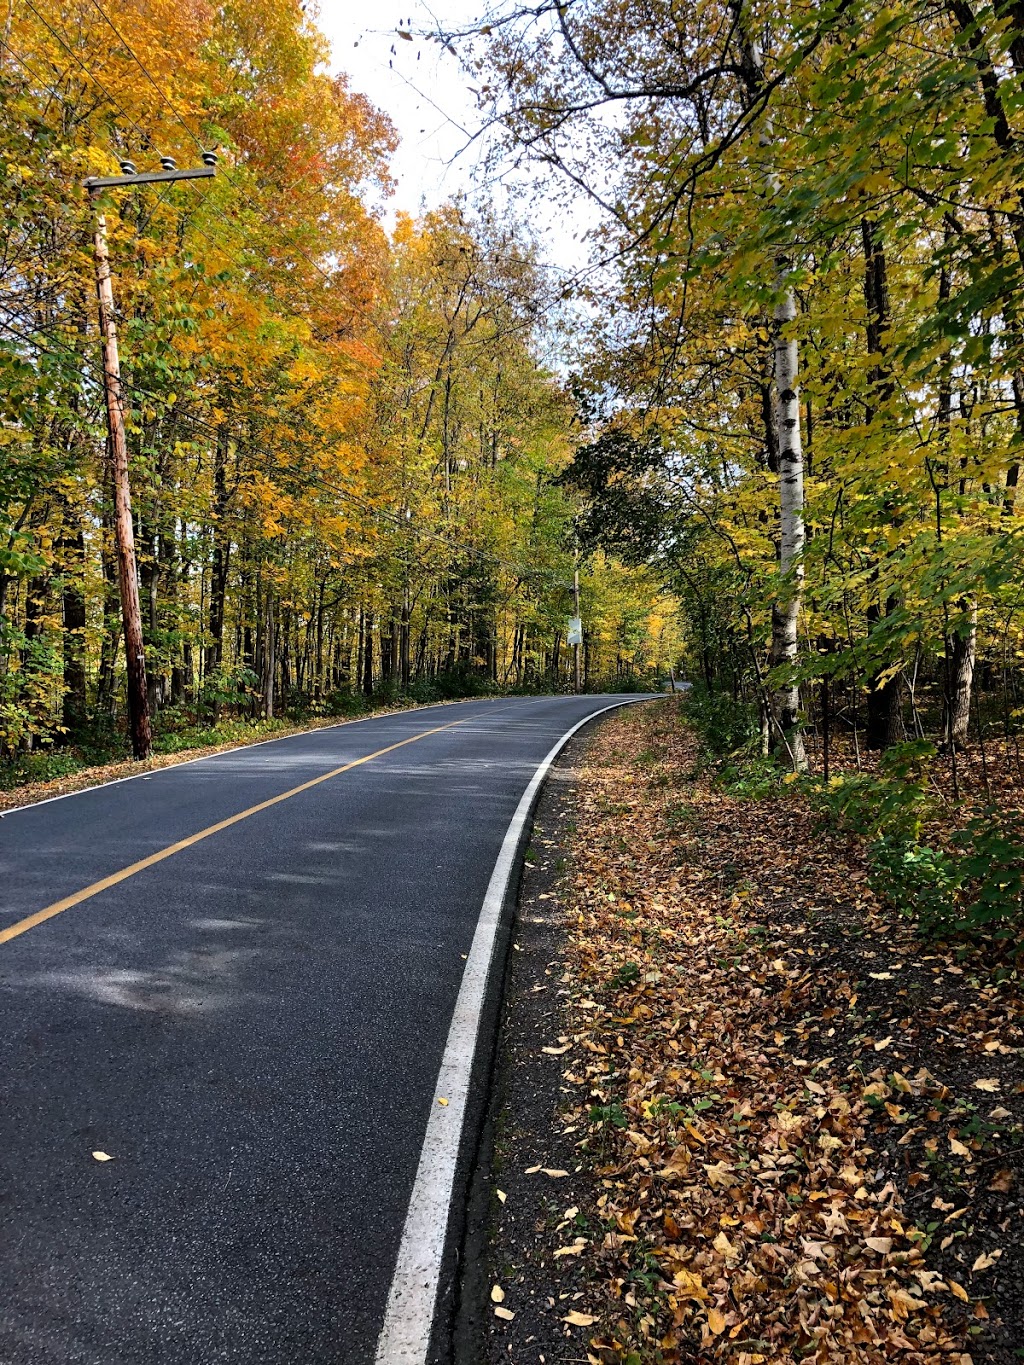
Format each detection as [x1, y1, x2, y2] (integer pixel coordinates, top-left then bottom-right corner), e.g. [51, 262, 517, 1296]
[495, 701, 1023, 1364]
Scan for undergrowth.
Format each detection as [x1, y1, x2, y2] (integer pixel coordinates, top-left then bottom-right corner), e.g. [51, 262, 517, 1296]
[681, 689, 1024, 955]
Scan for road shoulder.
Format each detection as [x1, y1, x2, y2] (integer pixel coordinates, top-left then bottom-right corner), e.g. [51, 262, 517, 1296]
[463, 700, 1023, 1364]
[455, 726, 605, 1364]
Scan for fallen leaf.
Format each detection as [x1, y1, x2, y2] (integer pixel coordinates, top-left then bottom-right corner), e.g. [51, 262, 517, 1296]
[91, 1151, 113, 1163]
[563, 1310, 596, 1327]
[864, 1237, 893, 1254]
[707, 1307, 727, 1335]
[704, 1160, 734, 1188]
[496, 1188, 507, 1204]
[542, 1044, 572, 1055]
[436, 1097, 449, 1107]
[972, 1250, 1003, 1272]
[494, 1305, 515, 1321]
[972, 1078, 1001, 1092]
[491, 1285, 504, 1303]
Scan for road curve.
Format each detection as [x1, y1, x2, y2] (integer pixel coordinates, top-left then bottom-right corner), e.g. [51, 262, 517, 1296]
[0, 694, 648, 1364]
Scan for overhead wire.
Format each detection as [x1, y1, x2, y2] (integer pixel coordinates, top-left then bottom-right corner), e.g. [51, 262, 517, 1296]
[4, 16, 572, 370]
[1, 20, 395, 357]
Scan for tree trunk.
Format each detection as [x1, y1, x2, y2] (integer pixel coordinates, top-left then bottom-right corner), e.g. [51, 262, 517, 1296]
[262, 587, 276, 720]
[865, 597, 903, 749]
[362, 611, 375, 697]
[731, 1, 806, 769]
[769, 283, 807, 768]
[947, 601, 977, 749]
[60, 520, 87, 736]
[205, 426, 231, 684]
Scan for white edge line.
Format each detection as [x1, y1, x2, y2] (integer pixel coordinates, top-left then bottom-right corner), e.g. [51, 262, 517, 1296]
[0, 695, 514, 819]
[374, 696, 652, 1365]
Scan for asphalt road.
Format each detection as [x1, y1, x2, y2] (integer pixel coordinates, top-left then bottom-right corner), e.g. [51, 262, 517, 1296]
[0, 695, 643, 1365]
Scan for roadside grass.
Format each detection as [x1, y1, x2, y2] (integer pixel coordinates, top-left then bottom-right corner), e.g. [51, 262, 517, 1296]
[0, 693, 482, 813]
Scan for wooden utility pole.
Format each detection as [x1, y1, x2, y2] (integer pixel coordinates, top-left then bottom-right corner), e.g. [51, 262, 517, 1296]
[84, 156, 216, 760]
[572, 566, 582, 695]
[91, 210, 151, 759]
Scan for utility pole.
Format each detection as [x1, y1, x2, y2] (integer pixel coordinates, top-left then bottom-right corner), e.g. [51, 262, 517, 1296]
[84, 155, 216, 760]
[572, 565, 582, 695]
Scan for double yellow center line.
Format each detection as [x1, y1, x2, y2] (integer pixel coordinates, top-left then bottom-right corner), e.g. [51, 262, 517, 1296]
[0, 715, 471, 948]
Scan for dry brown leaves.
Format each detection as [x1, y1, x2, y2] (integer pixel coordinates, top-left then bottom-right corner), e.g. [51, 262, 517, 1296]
[550, 701, 1023, 1365]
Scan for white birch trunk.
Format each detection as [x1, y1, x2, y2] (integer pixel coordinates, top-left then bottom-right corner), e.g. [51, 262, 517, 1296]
[770, 279, 807, 769]
[730, 0, 808, 771]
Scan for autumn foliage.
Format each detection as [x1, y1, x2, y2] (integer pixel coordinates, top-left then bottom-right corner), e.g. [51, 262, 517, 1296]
[0, 0, 676, 770]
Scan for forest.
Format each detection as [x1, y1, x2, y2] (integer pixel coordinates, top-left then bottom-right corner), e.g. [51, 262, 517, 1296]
[451, 0, 1024, 944]
[467, 0, 1024, 760]
[0, 0, 677, 780]
[5, 1, 1024, 1359]
[3, 0, 1024, 905]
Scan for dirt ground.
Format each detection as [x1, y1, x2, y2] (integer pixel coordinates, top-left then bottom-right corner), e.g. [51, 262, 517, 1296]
[472, 700, 1022, 1364]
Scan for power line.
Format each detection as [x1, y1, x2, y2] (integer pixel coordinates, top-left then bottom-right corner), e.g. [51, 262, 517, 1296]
[85, 0, 206, 157]
[21, 0, 154, 149]
[16, 3, 343, 300]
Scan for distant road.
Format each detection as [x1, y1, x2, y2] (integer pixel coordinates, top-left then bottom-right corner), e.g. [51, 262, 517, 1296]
[0, 695, 648, 1364]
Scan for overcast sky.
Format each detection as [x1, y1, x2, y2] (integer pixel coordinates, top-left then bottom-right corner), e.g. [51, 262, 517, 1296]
[318, 0, 488, 219]
[316, 0, 600, 275]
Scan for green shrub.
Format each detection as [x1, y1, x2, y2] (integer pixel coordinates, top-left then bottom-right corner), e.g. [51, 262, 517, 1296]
[718, 754, 785, 799]
[683, 684, 757, 756]
[868, 812, 1024, 949]
[326, 689, 372, 717]
[953, 812, 1024, 944]
[810, 740, 936, 840]
[868, 837, 961, 929]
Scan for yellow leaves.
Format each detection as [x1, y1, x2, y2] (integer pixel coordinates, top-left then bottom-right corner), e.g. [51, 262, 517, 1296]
[971, 1249, 1003, 1273]
[672, 1268, 707, 1301]
[706, 1307, 727, 1335]
[563, 1310, 596, 1327]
